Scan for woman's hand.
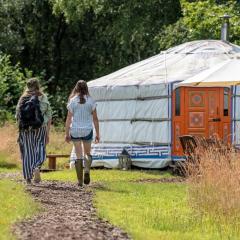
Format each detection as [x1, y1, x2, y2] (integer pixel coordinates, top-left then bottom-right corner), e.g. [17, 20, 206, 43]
[95, 135, 100, 144]
[65, 134, 71, 143]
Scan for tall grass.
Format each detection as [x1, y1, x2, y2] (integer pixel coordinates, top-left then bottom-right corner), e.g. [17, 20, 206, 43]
[0, 124, 20, 165]
[0, 124, 72, 169]
[185, 139, 240, 237]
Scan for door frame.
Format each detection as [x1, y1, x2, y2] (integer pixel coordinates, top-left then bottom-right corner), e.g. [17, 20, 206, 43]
[171, 86, 232, 156]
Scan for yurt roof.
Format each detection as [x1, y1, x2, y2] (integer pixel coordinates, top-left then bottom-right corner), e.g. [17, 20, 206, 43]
[88, 40, 240, 88]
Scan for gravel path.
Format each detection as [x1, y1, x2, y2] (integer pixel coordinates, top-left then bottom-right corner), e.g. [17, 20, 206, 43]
[13, 181, 130, 240]
[1, 173, 184, 240]
[0, 173, 130, 240]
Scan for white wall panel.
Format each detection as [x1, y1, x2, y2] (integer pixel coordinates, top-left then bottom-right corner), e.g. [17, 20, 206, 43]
[90, 85, 139, 100]
[96, 99, 169, 120]
[97, 101, 137, 120]
[99, 121, 170, 144]
[235, 86, 240, 95]
[138, 84, 168, 97]
[89, 84, 168, 101]
[133, 121, 170, 143]
[234, 122, 240, 145]
[135, 99, 168, 119]
[234, 99, 240, 119]
[100, 121, 133, 142]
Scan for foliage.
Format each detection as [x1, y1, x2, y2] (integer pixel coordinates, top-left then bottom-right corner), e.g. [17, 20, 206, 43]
[52, 0, 182, 68]
[0, 54, 31, 123]
[0, 179, 40, 240]
[2, 1, 240, 121]
[0, 0, 182, 120]
[157, 0, 240, 49]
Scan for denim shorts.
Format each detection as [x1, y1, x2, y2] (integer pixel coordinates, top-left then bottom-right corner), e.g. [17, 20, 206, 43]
[71, 130, 93, 142]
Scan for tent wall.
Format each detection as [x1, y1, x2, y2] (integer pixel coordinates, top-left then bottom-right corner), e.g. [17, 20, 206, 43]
[87, 83, 172, 168]
[76, 40, 240, 169]
[89, 84, 169, 100]
[91, 144, 171, 168]
[232, 86, 240, 146]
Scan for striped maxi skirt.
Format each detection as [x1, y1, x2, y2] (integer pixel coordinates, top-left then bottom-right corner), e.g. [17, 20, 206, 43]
[18, 126, 47, 180]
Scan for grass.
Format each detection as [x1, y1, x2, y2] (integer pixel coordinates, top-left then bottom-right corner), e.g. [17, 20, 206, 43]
[1, 124, 240, 239]
[0, 153, 20, 174]
[0, 124, 20, 165]
[94, 181, 240, 240]
[41, 169, 171, 183]
[0, 179, 40, 240]
[42, 169, 240, 240]
[0, 153, 18, 169]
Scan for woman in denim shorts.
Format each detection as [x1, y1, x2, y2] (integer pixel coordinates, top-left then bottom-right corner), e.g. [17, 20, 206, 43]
[65, 80, 100, 186]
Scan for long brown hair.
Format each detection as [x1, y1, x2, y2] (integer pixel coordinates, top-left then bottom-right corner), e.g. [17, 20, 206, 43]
[21, 78, 43, 99]
[69, 80, 89, 104]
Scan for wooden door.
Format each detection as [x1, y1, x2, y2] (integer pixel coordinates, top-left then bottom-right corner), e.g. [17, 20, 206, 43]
[172, 87, 231, 156]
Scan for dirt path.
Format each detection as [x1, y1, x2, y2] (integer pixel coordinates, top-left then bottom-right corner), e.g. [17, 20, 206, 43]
[0, 173, 130, 240]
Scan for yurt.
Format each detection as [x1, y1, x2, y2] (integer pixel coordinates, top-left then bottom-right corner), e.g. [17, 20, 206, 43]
[76, 40, 240, 168]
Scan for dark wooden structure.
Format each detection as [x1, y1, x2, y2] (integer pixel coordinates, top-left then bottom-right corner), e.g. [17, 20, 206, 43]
[46, 154, 70, 170]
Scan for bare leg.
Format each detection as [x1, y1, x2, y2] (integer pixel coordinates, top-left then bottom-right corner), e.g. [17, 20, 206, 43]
[82, 141, 92, 184]
[73, 141, 84, 159]
[83, 141, 92, 172]
[73, 141, 84, 186]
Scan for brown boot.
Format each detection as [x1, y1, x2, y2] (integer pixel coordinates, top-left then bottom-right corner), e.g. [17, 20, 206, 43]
[75, 159, 83, 187]
[84, 155, 92, 185]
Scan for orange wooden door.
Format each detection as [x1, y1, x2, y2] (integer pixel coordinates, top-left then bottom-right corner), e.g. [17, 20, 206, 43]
[172, 87, 231, 156]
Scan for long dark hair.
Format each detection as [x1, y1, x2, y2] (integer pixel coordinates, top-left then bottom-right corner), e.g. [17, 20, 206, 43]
[69, 80, 89, 104]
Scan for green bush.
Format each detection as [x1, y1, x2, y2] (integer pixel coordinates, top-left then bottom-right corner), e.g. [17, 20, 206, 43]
[0, 54, 31, 124]
[0, 109, 13, 126]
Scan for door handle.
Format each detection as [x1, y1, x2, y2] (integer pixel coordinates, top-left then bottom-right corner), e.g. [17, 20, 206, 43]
[209, 118, 221, 122]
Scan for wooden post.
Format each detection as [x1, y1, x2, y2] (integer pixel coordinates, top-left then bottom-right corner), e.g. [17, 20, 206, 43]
[48, 156, 56, 170]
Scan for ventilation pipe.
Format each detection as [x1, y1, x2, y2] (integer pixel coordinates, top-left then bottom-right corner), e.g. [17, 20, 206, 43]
[220, 14, 231, 42]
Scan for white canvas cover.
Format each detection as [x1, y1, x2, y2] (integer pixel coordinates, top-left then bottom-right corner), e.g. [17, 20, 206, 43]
[88, 40, 240, 88]
[179, 59, 240, 87]
[71, 40, 240, 168]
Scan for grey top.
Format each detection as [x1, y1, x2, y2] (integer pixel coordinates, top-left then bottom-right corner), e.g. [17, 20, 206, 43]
[67, 95, 96, 138]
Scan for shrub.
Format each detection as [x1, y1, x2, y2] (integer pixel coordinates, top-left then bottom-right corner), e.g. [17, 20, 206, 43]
[0, 54, 32, 124]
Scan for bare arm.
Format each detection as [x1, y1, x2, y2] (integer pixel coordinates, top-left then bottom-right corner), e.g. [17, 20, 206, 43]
[65, 111, 73, 143]
[92, 109, 100, 143]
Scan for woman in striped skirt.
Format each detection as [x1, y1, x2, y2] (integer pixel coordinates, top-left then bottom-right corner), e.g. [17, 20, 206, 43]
[16, 78, 52, 184]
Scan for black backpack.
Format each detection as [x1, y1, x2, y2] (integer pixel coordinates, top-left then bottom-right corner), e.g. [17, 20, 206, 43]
[18, 95, 44, 130]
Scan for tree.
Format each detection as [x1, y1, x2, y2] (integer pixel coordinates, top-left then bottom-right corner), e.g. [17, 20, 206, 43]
[0, 0, 182, 120]
[157, 0, 240, 50]
[0, 54, 31, 123]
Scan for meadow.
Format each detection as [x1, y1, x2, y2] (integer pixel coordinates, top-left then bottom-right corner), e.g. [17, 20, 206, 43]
[0, 179, 40, 240]
[0, 124, 240, 240]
